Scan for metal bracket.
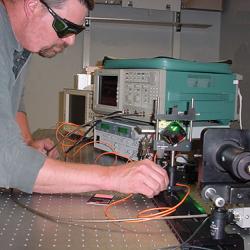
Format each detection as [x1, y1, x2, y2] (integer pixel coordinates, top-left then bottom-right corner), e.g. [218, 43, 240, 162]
[121, 0, 181, 12]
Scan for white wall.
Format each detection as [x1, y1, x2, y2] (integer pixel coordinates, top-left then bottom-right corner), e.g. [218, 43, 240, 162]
[89, 5, 221, 63]
[220, 0, 250, 129]
[25, 4, 221, 132]
[25, 33, 84, 131]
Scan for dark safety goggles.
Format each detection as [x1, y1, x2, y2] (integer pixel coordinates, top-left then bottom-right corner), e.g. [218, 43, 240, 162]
[40, 0, 85, 38]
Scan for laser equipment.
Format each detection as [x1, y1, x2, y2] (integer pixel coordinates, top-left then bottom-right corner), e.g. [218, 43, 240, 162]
[93, 57, 239, 125]
[199, 128, 250, 246]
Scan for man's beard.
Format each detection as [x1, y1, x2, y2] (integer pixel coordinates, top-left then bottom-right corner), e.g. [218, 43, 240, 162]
[38, 44, 67, 58]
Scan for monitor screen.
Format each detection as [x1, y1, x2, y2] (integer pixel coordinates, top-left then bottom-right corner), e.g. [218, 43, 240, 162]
[69, 94, 86, 125]
[98, 75, 118, 106]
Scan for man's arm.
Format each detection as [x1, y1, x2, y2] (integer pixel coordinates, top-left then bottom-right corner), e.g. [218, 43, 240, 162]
[16, 111, 58, 158]
[33, 158, 168, 198]
[16, 111, 33, 145]
[15, 113, 168, 197]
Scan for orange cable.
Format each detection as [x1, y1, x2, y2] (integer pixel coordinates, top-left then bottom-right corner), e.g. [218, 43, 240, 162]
[104, 194, 133, 220]
[56, 122, 191, 223]
[104, 183, 191, 223]
[137, 183, 190, 219]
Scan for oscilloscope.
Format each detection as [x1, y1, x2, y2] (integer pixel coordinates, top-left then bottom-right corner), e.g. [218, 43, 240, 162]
[93, 68, 166, 122]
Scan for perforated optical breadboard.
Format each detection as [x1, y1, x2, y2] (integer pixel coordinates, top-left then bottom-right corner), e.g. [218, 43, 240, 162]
[0, 189, 179, 250]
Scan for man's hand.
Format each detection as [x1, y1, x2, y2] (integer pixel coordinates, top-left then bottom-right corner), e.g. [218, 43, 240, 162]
[15, 112, 59, 159]
[30, 138, 59, 159]
[109, 159, 168, 198]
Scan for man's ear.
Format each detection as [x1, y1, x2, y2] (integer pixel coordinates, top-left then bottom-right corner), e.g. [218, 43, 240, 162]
[23, 0, 40, 18]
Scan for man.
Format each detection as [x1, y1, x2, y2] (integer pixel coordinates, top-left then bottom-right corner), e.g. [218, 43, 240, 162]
[0, 0, 168, 198]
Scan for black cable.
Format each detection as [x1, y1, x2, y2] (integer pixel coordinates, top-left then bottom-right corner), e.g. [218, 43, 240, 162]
[62, 111, 144, 155]
[156, 216, 211, 250]
[46, 111, 126, 155]
[182, 245, 215, 250]
[64, 121, 98, 154]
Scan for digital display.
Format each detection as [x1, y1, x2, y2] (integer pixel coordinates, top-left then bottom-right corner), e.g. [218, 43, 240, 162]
[117, 127, 128, 135]
[101, 123, 111, 130]
[69, 94, 85, 125]
[98, 75, 118, 106]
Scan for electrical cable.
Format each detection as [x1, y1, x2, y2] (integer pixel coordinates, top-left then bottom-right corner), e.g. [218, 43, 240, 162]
[50, 113, 118, 153]
[54, 122, 83, 159]
[51, 111, 145, 160]
[47, 111, 141, 155]
[10, 188, 207, 225]
[21, 112, 210, 244]
[104, 183, 191, 223]
[9, 142, 208, 246]
[138, 183, 190, 219]
[180, 246, 215, 250]
[10, 187, 212, 250]
[64, 121, 97, 154]
[156, 216, 210, 250]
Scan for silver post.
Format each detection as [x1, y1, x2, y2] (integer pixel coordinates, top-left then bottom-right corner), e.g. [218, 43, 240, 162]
[155, 97, 161, 140]
[189, 98, 194, 142]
